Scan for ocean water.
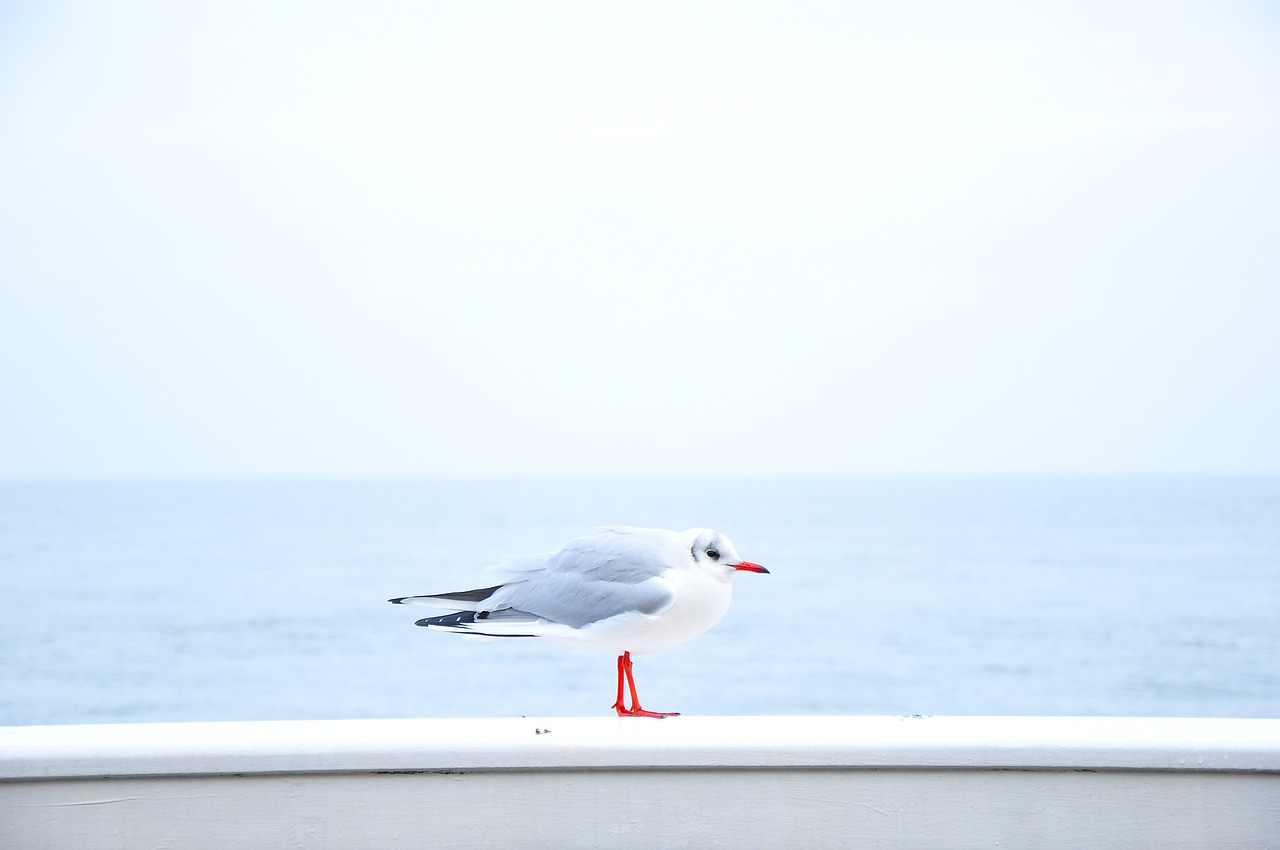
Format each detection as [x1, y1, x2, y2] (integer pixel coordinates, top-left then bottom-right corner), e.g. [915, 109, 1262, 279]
[0, 476, 1277, 725]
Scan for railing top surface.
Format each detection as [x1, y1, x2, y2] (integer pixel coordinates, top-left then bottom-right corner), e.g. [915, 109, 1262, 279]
[2, 715, 1278, 780]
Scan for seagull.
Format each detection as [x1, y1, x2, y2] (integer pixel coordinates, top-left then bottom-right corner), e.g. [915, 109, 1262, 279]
[389, 526, 769, 718]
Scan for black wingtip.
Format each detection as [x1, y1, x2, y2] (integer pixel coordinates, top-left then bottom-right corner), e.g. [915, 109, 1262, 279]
[415, 611, 481, 628]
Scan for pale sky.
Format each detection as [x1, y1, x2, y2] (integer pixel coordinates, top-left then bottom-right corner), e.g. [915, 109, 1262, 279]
[2, 0, 1278, 477]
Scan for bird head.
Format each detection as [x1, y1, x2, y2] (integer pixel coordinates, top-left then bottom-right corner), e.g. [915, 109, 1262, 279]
[686, 529, 769, 577]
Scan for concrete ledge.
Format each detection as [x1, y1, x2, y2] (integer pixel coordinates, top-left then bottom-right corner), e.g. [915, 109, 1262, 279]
[3, 717, 1278, 849]
[3, 715, 1278, 778]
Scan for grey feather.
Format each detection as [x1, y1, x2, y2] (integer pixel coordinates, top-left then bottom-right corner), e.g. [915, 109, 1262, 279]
[484, 574, 675, 628]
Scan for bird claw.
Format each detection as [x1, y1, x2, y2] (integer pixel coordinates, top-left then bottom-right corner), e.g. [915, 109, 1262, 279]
[613, 702, 679, 719]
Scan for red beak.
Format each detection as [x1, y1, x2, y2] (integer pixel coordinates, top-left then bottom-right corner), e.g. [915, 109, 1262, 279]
[733, 561, 769, 574]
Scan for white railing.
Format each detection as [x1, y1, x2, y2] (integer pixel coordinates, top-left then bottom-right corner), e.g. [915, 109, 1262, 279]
[3, 716, 1279, 848]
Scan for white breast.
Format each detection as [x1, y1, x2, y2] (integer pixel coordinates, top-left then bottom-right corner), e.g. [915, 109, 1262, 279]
[552, 565, 735, 656]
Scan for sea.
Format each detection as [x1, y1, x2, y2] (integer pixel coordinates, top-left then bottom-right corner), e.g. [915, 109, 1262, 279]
[1, 476, 1277, 726]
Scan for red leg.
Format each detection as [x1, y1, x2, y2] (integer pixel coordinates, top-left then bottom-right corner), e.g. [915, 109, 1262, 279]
[612, 651, 679, 718]
[611, 653, 628, 715]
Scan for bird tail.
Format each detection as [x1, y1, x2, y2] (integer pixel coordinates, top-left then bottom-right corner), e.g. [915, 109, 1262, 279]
[387, 584, 504, 611]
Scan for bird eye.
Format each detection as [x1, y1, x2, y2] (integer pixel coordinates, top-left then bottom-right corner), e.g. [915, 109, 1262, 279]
[706, 547, 720, 560]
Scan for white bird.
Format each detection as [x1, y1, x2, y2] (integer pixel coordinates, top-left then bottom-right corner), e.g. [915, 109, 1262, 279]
[389, 526, 769, 717]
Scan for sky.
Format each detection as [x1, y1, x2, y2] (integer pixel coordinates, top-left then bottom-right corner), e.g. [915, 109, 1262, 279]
[1, 0, 1278, 478]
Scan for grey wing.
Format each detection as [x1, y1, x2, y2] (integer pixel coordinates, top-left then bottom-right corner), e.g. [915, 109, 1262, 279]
[485, 572, 676, 629]
[546, 527, 680, 584]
